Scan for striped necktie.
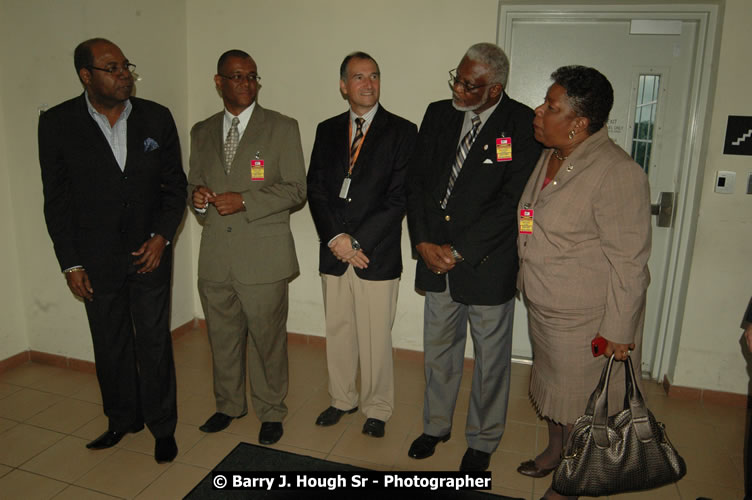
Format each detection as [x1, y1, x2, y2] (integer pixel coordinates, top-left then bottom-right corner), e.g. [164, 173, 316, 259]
[224, 116, 240, 175]
[441, 114, 481, 209]
[350, 117, 364, 166]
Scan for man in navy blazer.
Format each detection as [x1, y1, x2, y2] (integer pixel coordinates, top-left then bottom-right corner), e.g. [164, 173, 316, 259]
[406, 43, 541, 471]
[307, 52, 416, 438]
[39, 38, 186, 463]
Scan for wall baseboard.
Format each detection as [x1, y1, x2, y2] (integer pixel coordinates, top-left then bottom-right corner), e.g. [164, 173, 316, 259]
[2, 319, 749, 408]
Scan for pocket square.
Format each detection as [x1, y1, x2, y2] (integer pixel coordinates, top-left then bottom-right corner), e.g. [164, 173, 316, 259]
[483, 158, 493, 164]
[144, 138, 159, 152]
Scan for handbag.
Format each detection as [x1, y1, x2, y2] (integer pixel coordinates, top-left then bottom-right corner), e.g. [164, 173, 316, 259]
[552, 354, 687, 496]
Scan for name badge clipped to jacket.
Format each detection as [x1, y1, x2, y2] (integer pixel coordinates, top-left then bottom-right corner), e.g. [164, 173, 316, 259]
[519, 208, 534, 234]
[251, 159, 264, 181]
[496, 137, 512, 162]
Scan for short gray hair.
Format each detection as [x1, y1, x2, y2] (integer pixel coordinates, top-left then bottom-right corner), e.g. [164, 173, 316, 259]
[464, 43, 509, 88]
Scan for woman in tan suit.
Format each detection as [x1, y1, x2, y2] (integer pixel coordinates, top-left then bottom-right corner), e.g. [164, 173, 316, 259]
[515, 66, 651, 500]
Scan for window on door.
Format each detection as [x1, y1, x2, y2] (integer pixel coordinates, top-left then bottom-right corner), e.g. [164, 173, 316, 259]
[630, 74, 661, 173]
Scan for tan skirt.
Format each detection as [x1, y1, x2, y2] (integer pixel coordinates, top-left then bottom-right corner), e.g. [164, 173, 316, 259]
[525, 298, 643, 425]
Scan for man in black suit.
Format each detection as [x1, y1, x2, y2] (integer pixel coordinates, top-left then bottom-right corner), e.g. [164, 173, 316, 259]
[406, 43, 541, 471]
[39, 38, 186, 463]
[307, 51, 416, 438]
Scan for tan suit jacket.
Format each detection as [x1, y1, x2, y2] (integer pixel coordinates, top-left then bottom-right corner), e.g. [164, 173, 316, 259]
[517, 128, 651, 344]
[188, 105, 306, 284]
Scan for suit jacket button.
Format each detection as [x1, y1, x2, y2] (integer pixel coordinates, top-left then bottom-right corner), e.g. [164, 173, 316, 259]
[445, 215, 451, 221]
[226, 227, 232, 232]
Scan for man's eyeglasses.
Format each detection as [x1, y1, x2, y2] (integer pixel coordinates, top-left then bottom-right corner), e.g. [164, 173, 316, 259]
[88, 63, 137, 76]
[218, 73, 262, 84]
[448, 68, 494, 93]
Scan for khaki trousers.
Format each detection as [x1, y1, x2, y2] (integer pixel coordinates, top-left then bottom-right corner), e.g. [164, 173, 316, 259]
[321, 266, 399, 421]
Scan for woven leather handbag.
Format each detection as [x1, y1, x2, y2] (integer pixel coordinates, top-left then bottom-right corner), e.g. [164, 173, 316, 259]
[552, 354, 686, 496]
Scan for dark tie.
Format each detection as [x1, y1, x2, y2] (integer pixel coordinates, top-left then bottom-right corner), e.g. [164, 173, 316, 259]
[441, 114, 482, 209]
[350, 117, 364, 166]
[224, 116, 240, 175]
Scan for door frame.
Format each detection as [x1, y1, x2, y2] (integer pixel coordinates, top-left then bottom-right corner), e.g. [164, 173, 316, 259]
[497, 1, 721, 381]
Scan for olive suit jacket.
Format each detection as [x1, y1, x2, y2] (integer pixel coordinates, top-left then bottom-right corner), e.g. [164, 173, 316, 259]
[188, 105, 306, 285]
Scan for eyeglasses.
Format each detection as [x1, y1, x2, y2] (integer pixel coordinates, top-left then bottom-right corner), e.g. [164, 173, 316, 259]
[448, 68, 494, 93]
[88, 63, 137, 76]
[218, 73, 262, 84]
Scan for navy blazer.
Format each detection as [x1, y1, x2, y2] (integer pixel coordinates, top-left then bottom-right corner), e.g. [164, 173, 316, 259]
[39, 94, 187, 291]
[307, 105, 417, 281]
[407, 95, 541, 305]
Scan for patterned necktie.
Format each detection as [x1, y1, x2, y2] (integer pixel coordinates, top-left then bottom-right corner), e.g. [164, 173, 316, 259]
[350, 117, 364, 166]
[224, 116, 240, 175]
[441, 114, 481, 209]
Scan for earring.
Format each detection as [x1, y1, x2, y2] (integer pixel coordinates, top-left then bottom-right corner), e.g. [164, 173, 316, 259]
[568, 130, 576, 140]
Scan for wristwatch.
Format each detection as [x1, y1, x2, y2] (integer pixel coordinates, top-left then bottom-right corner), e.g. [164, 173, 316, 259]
[349, 236, 361, 251]
[450, 245, 464, 263]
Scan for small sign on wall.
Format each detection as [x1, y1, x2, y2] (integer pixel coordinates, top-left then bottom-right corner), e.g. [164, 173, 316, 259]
[723, 116, 752, 156]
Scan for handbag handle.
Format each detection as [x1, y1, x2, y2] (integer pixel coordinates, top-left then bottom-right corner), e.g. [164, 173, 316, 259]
[588, 354, 654, 447]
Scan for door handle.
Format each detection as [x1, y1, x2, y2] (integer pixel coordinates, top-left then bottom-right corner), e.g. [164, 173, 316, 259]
[651, 191, 675, 228]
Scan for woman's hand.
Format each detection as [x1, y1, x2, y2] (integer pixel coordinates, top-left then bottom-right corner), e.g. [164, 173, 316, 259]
[597, 334, 635, 361]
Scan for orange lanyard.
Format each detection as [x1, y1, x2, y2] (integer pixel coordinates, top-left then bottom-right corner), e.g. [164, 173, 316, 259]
[347, 118, 369, 176]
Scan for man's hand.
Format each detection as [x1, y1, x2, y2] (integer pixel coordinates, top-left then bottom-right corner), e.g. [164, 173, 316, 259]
[65, 269, 93, 301]
[132, 234, 167, 273]
[416, 242, 455, 274]
[599, 334, 636, 361]
[192, 185, 215, 210]
[212, 192, 245, 215]
[328, 234, 370, 268]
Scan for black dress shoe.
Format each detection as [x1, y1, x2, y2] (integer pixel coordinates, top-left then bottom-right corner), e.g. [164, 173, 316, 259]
[407, 432, 451, 459]
[86, 424, 144, 450]
[259, 422, 283, 445]
[460, 447, 491, 471]
[154, 436, 178, 463]
[361, 418, 385, 438]
[517, 459, 556, 478]
[199, 412, 239, 433]
[315, 406, 358, 426]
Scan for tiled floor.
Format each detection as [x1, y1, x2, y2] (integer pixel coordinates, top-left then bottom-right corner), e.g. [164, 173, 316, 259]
[0, 327, 747, 499]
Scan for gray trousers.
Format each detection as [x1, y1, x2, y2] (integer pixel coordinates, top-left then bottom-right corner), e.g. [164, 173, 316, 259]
[422, 284, 514, 453]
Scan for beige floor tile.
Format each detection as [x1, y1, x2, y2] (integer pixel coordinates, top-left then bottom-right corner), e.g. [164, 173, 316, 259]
[677, 477, 744, 500]
[0, 416, 18, 434]
[178, 431, 242, 469]
[392, 436, 468, 472]
[511, 362, 532, 378]
[491, 484, 531, 500]
[71, 414, 109, 441]
[26, 398, 101, 433]
[0, 463, 11, 478]
[175, 393, 216, 427]
[20, 435, 116, 482]
[506, 395, 539, 425]
[0, 388, 64, 422]
[0, 423, 65, 467]
[681, 447, 744, 490]
[175, 365, 214, 399]
[509, 373, 531, 399]
[134, 462, 209, 500]
[498, 421, 537, 455]
[68, 378, 103, 405]
[328, 410, 417, 467]
[29, 367, 97, 397]
[52, 485, 120, 499]
[75, 448, 168, 498]
[0, 381, 21, 399]
[661, 417, 719, 453]
[393, 377, 425, 405]
[0, 469, 67, 500]
[0, 363, 63, 387]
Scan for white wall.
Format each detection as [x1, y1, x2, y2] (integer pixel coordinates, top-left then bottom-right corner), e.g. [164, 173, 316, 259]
[1, 0, 749, 397]
[0, 0, 193, 361]
[671, 0, 751, 395]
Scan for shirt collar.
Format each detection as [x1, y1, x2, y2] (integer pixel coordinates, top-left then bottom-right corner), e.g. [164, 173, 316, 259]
[85, 91, 132, 124]
[349, 102, 379, 131]
[224, 101, 256, 137]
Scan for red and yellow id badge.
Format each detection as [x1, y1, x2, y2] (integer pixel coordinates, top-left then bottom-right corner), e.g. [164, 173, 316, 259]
[519, 209, 534, 234]
[496, 137, 512, 162]
[251, 159, 264, 181]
